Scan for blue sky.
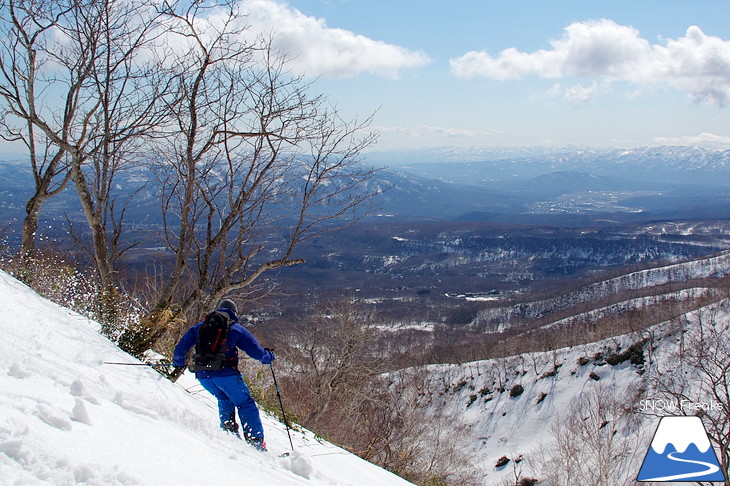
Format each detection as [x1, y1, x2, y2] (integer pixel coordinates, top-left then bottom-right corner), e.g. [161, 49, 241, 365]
[237, 0, 730, 151]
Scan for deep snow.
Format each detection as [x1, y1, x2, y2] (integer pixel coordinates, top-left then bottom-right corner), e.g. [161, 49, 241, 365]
[0, 270, 414, 486]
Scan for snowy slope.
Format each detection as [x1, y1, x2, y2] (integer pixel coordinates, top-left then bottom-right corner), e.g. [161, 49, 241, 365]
[394, 298, 730, 484]
[0, 270, 414, 486]
[400, 338, 647, 483]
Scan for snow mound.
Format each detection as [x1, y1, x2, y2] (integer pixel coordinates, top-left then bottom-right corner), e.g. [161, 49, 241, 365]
[0, 270, 413, 486]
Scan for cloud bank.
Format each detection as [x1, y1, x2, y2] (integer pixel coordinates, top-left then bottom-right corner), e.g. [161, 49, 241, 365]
[240, 0, 431, 78]
[450, 19, 730, 105]
[376, 125, 500, 139]
[653, 132, 730, 148]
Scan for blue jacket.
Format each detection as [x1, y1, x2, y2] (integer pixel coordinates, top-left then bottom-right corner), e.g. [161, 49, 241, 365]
[173, 308, 274, 379]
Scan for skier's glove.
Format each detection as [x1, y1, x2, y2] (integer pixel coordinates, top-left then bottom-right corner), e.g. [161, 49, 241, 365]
[170, 365, 185, 382]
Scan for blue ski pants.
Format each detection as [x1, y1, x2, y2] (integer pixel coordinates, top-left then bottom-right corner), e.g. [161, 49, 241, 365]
[198, 373, 264, 440]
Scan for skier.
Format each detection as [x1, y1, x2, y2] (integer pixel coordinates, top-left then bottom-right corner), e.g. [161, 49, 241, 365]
[172, 299, 274, 452]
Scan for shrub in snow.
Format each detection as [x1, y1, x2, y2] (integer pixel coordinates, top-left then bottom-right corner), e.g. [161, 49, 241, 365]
[539, 363, 562, 379]
[605, 341, 645, 367]
[467, 394, 477, 408]
[453, 379, 468, 393]
[509, 384, 524, 398]
[495, 455, 510, 468]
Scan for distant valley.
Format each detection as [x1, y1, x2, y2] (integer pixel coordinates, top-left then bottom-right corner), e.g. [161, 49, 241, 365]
[2, 145, 730, 363]
[3, 145, 730, 229]
[4, 146, 730, 483]
[366, 145, 730, 224]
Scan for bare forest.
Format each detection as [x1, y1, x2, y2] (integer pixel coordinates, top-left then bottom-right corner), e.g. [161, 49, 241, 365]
[0, 0, 378, 350]
[3, 1, 730, 485]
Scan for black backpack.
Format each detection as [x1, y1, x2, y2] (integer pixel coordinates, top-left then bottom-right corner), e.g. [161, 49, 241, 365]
[190, 311, 235, 371]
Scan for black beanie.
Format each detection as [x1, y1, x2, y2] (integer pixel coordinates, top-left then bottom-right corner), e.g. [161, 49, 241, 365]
[218, 299, 238, 314]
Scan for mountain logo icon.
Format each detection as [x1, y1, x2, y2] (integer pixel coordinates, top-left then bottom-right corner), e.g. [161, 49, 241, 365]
[637, 416, 726, 482]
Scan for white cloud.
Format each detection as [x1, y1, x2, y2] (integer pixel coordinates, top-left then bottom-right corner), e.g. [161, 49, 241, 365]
[542, 81, 602, 103]
[376, 125, 501, 138]
[239, 0, 431, 78]
[653, 132, 730, 148]
[372, 125, 502, 150]
[450, 19, 730, 106]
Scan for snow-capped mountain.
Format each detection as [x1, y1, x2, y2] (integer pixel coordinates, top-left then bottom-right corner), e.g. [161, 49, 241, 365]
[367, 145, 730, 223]
[366, 145, 730, 181]
[368, 145, 730, 190]
[0, 270, 414, 486]
[3, 145, 730, 230]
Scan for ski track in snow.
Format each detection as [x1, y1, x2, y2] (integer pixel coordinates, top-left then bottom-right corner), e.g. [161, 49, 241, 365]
[0, 270, 414, 486]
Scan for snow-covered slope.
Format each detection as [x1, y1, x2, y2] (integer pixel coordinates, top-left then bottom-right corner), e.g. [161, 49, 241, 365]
[396, 336, 646, 483]
[0, 270, 414, 486]
[394, 294, 730, 484]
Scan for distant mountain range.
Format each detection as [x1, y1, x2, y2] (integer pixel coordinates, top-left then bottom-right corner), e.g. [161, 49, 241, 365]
[365, 145, 730, 224]
[2, 145, 730, 235]
[365, 145, 730, 184]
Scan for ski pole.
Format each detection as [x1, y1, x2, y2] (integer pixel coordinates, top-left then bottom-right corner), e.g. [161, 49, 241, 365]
[269, 362, 294, 451]
[102, 361, 169, 367]
[103, 361, 183, 382]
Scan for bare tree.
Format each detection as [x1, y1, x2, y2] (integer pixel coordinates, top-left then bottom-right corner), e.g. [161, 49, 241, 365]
[536, 385, 645, 486]
[282, 298, 382, 430]
[0, 0, 72, 274]
[359, 370, 482, 486]
[1, 0, 378, 353]
[145, 0, 378, 333]
[17, 138, 70, 274]
[0, 0, 165, 327]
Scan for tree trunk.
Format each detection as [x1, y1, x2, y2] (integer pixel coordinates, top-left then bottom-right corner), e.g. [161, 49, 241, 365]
[16, 193, 47, 283]
[70, 153, 117, 327]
